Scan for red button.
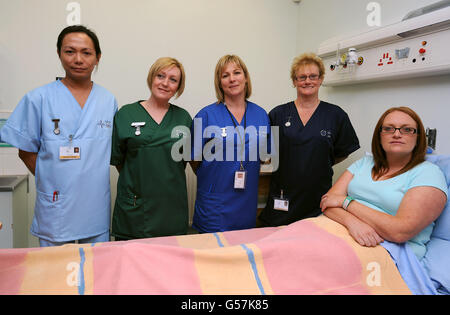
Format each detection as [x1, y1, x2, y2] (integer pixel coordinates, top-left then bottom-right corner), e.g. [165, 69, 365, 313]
[419, 48, 426, 54]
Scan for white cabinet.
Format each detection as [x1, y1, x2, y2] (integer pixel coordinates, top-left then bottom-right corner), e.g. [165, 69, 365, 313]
[0, 175, 28, 248]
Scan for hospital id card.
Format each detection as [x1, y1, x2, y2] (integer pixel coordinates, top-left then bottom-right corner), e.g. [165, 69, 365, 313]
[274, 198, 289, 211]
[234, 171, 247, 189]
[59, 146, 81, 160]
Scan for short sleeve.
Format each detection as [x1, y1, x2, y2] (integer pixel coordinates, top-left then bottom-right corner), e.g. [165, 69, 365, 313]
[347, 156, 372, 175]
[0, 92, 42, 152]
[191, 108, 209, 161]
[267, 105, 286, 159]
[268, 107, 277, 126]
[258, 108, 272, 156]
[113, 98, 119, 115]
[265, 114, 273, 156]
[334, 111, 360, 158]
[408, 162, 448, 198]
[185, 112, 193, 129]
[110, 110, 126, 166]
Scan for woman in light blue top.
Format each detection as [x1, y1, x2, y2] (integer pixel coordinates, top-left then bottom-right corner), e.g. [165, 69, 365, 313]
[320, 107, 447, 260]
[0, 25, 117, 246]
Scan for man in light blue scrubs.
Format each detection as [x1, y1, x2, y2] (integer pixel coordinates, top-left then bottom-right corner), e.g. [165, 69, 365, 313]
[0, 25, 117, 246]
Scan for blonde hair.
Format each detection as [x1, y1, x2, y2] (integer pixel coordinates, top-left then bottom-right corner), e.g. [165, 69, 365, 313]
[214, 55, 252, 104]
[290, 52, 326, 85]
[147, 57, 186, 99]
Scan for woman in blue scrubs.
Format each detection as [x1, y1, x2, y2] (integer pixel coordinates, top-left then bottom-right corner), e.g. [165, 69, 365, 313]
[0, 25, 117, 246]
[191, 55, 270, 233]
[259, 53, 360, 227]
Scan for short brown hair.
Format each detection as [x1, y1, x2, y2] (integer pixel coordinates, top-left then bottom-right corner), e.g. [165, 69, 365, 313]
[147, 57, 185, 99]
[290, 53, 326, 85]
[214, 55, 252, 104]
[372, 107, 427, 180]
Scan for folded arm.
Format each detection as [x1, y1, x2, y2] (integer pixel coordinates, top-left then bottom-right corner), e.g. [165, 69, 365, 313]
[321, 170, 384, 247]
[345, 186, 446, 243]
[321, 170, 447, 246]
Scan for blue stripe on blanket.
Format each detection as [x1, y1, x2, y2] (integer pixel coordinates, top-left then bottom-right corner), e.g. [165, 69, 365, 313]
[240, 244, 266, 295]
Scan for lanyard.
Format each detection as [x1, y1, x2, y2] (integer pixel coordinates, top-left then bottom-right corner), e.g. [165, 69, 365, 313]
[224, 103, 247, 130]
[224, 103, 247, 171]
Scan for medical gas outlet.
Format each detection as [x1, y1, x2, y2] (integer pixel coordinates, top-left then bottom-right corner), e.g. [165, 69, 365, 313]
[330, 48, 363, 71]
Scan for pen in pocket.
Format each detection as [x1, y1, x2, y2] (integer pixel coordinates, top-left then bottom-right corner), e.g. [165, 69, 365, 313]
[53, 191, 59, 202]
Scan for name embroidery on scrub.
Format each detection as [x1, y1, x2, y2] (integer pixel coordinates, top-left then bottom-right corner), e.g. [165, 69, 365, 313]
[97, 120, 112, 129]
[320, 130, 332, 138]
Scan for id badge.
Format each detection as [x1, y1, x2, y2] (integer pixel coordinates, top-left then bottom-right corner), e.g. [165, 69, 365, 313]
[274, 190, 289, 211]
[274, 198, 289, 211]
[59, 146, 81, 160]
[234, 171, 247, 189]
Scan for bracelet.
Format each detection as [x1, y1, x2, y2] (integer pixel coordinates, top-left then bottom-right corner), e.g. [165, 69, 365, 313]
[342, 196, 354, 210]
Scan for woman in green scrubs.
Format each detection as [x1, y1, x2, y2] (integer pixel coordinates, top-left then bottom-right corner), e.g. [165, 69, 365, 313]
[110, 57, 192, 240]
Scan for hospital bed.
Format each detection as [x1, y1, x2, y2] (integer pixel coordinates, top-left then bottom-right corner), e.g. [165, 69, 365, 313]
[0, 155, 449, 295]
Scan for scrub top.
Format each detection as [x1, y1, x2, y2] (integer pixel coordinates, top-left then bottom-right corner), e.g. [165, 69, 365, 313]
[192, 101, 271, 233]
[259, 101, 360, 226]
[110, 101, 192, 239]
[0, 80, 118, 242]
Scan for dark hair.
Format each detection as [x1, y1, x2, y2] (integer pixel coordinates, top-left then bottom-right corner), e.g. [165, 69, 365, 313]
[57, 25, 101, 57]
[371, 106, 427, 180]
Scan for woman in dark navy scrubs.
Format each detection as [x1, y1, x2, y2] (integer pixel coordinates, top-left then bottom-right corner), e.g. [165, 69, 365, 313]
[259, 53, 360, 227]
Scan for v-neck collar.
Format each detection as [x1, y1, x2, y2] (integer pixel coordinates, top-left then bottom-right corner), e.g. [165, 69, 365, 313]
[57, 79, 95, 112]
[139, 100, 172, 127]
[290, 100, 321, 128]
[222, 102, 247, 127]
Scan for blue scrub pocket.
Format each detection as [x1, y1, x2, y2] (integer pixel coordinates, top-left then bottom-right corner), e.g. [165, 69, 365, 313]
[33, 190, 65, 240]
[194, 190, 225, 232]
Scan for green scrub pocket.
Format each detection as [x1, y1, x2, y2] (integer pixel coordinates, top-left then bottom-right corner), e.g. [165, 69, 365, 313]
[112, 192, 145, 239]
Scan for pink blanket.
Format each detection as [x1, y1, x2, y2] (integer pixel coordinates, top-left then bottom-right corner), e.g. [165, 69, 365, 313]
[0, 216, 410, 295]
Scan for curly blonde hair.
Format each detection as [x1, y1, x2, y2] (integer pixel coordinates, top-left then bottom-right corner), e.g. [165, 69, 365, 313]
[290, 53, 326, 85]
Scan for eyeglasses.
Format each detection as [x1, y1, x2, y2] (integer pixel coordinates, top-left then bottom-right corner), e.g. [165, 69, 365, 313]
[380, 126, 418, 135]
[296, 74, 320, 82]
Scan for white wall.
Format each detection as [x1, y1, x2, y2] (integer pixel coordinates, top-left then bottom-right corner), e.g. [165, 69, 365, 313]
[0, 0, 299, 114]
[0, 0, 300, 235]
[295, 0, 450, 180]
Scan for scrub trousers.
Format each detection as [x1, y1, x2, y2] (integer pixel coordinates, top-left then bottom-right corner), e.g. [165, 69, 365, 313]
[39, 231, 110, 247]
